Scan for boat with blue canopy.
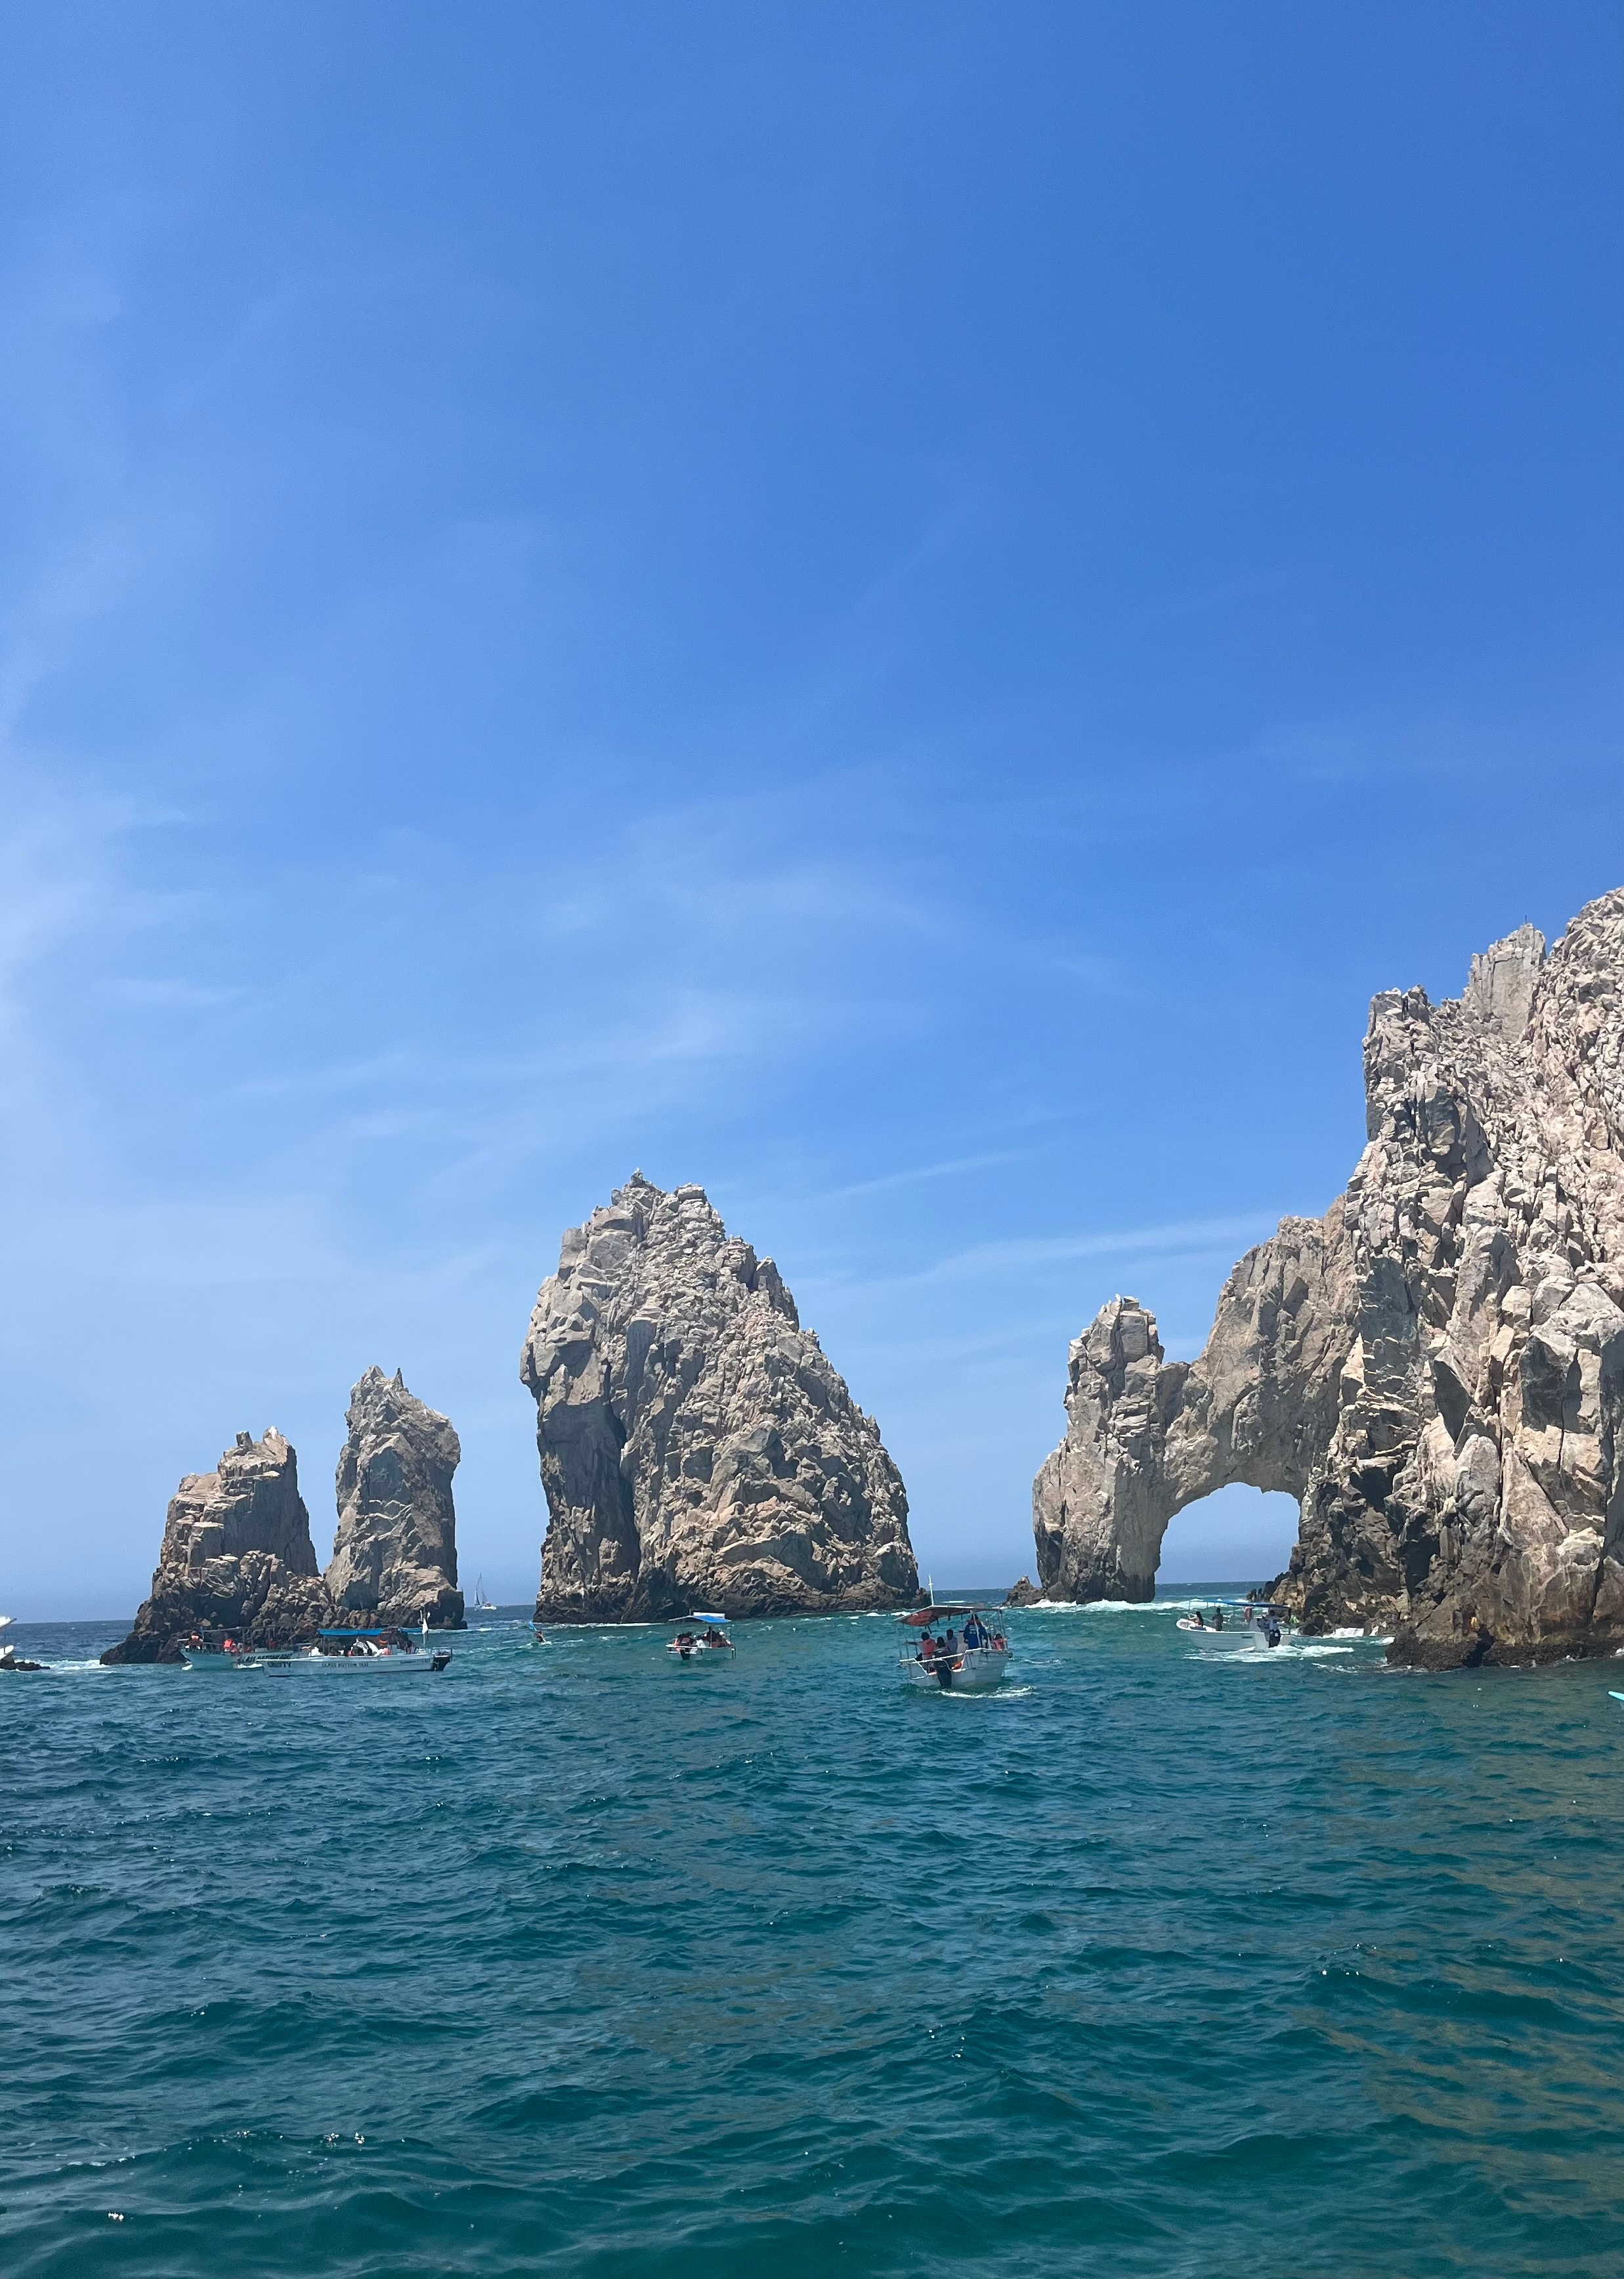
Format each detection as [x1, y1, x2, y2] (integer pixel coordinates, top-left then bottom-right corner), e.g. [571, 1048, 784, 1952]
[666, 1613, 735, 1663]
[256, 1624, 453, 1676]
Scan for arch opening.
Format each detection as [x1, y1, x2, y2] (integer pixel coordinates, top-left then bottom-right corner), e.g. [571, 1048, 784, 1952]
[1157, 1484, 1300, 1590]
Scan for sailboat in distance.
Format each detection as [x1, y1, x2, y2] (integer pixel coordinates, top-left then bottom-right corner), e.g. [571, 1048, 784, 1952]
[471, 1577, 498, 1617]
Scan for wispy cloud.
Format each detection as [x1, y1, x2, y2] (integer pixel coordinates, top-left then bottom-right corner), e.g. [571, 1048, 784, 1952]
[809, 1212, 1289, 1300]
[106, 976, 242, 1010]
[818, 1150, 1027, 1201]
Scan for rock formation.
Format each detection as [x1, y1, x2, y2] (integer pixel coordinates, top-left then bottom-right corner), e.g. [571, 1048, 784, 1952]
[101, 1428, 330, 1663]
[326, 1367, 464, 1628]
[1033, 888, 1624, 1668]
[521, 1173, 919, 1619]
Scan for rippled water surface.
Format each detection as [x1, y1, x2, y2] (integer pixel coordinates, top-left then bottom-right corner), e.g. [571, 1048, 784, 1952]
[5, 1597, 1624, 2277]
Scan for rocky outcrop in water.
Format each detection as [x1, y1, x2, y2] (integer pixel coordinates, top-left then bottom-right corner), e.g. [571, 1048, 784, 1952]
[100, 1429, 331, 1663]
[521, 1173, 919, 1620]
[1033, 888, 1624, 1668]
[326, 1368, 464, 1629]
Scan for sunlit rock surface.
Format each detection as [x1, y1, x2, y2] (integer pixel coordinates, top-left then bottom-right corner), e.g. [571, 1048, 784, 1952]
[100, 1428, 330, 1663]
[521, 1173, 918, 1621]
[326, 1367, 464, 1629]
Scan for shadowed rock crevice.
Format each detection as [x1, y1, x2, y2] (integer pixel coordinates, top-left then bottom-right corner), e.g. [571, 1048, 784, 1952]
[1033, 888, 1624, 1668]
[522, 1174, 918, 1620]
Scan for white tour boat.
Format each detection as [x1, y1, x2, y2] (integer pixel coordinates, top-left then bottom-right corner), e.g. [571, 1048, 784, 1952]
[897, 1604, 1011, 1692]
[666, 1613, 735, 1664]
[1175, 1599, 1291, 1648]
[257, 1626, 453, 1676]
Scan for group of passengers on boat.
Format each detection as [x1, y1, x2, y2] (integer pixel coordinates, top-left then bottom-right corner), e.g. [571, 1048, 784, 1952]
[914, 1613, 1006, 1663]
[668, 1616, 735, 1660]
[1180, 1601, 1285, 1647]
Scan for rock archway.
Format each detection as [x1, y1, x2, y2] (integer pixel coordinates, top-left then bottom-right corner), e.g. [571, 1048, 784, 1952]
[1031, 1214, 1352, 1605]
[1032, 893, 1624, 1667]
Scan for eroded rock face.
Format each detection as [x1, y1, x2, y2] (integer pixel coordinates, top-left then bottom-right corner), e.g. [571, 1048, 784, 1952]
[521, 1173, 918, 1619]
[326, 1367, 464, 1629]
[1033, 888, 1624, 1667]
[100, 1429, 330, 1663]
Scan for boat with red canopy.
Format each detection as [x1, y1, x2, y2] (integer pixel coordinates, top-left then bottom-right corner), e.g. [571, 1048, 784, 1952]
[897, 1604, 1011, 1692]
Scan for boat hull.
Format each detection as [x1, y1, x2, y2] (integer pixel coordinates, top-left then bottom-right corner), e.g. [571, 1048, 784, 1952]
[1175, 1621, 1251, 1646]
[179, 1650, 253, 1672]
[257, 1650, 451, 1675]
[900, 1647, 1010, 1692]
[666, 1646, 735, 1665]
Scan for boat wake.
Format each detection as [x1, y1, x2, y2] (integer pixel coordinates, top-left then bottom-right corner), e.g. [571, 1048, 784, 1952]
[1226, 1640, 1356, 1663]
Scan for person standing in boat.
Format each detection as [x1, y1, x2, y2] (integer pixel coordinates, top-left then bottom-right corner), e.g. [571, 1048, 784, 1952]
[962, 1612, 988, 1650]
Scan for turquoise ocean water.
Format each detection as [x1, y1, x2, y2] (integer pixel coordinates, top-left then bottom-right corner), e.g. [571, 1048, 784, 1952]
[5, 1594, 1624, 2277]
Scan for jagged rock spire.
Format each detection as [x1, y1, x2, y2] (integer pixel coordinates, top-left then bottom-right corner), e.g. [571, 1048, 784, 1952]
[326, 1367, 463, 1629]
[101, 1429, 329, 1663]
[521, 1176, 917, 1620]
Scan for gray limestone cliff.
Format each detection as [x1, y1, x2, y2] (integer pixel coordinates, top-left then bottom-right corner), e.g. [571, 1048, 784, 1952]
[521, 1173, 918, 1620]
[101, 1428, 330, 1663]
[326, 1367, 464, 1629]
[1033, 889, 1624, 1668]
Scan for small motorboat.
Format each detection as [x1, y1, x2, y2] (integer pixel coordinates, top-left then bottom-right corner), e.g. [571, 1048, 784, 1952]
[1174, 1600, 1250, 1641]
[666, 1613, 735, 1664]
[179, 1630, 259, 1672]
[1176, 1599, 1292, 1646]
[258, 1626, 452, 1676]
[897, 1604, 1010, 1692]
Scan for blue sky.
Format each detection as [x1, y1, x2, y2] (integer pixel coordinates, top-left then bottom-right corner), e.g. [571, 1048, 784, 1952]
[3, 2, 1620, 1615]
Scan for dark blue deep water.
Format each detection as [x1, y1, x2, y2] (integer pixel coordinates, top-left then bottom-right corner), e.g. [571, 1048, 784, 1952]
[5, 1598, 1624, 2277]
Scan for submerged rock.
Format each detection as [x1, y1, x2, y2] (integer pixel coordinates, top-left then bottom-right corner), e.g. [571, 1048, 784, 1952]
[326, 1368, 464, 1629]
[100, 1429, 330, 1664]
[521, 1173, 918, 1620]
[1033, 887, 1624, 1669]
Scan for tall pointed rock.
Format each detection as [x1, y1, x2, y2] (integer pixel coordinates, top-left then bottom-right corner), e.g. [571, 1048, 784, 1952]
[521, 1174, 918, 1620]
[326, 1367, 464, 1629]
